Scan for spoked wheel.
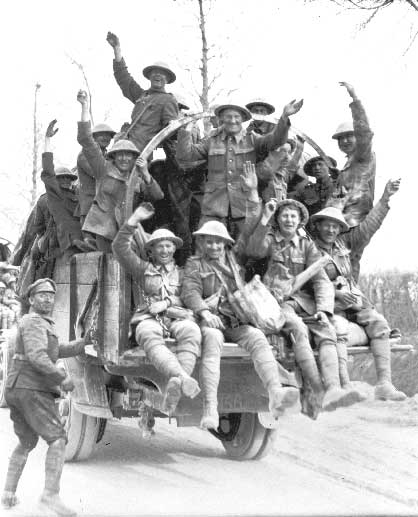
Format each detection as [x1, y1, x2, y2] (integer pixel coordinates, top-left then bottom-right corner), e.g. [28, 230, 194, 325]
[210, 412, 278, 461]
[57, 359, 104, 462]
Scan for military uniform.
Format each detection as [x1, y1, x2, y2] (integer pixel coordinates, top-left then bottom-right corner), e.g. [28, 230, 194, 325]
[176, 117, 290, 236]
[78, 122, 164, 242]
[113, 58, 179, 152]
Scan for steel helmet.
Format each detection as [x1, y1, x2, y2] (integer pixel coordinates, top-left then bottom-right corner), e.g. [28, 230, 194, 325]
[214, 103, 252, 123]
[143, 61, 176, 84]
[310, 206, 349, 232]
[274, 199, 310, 227]
[193, 221, 234, 244]
[332, 121, 354, 140]
[145, 229, 183, 250]
[92, 123, 116, 137]
[245, 98, 275, 115]
[303, 156, 338, 176]
[55, 167, 77, 179]
[107, 139, 140, 159]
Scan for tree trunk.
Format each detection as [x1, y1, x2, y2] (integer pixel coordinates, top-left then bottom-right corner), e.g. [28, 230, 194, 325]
[197, 0, 211, 134]
[32, 83, 41, 207]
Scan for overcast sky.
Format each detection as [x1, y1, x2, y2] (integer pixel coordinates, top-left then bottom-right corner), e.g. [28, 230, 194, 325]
[1, 0, 417, 271]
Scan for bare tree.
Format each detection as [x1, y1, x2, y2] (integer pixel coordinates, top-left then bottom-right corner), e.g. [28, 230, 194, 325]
[32, 83, 41, 207]
[66, 53, 95, 124]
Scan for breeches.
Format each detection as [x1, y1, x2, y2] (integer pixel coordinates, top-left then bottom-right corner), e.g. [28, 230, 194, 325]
[200, 324, 270, 354]
[135, 318, 201, 357]
[6, 388, 66, 449]
[334, 307, 390, 341]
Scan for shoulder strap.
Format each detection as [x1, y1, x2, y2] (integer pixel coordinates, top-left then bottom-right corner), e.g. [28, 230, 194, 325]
[226, 251, 245, 290]
[125, 96, 152, 138]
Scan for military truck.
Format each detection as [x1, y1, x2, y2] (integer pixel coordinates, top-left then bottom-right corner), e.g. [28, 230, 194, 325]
[0, 114, 411, 461]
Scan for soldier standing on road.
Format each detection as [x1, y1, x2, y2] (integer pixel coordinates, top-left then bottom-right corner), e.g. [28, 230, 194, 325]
[1, 278, 89, 516]
[331, 82, 376, 280]
[106, 31, 179, 153]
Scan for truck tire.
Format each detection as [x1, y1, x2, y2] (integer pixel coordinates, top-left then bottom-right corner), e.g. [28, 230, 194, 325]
[211, 412, 278, 461]
[58, 393, 101, 462]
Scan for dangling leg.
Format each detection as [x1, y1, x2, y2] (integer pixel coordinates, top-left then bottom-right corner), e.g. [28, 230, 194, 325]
[199, 327, 224, 430]
[355, 308, 406, 401]
[228, 326, 299, 419]
[171, 319, 202, 397]
[2, 442, 32, 509]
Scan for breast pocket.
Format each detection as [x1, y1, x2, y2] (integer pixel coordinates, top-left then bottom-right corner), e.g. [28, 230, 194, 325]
[199, 271, 217, 297]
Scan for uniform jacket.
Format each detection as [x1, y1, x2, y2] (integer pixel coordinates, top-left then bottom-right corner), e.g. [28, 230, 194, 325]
[76, 147, 106, 217]
[181, 252, 244, 319]
[6, 312, 85, 394]
[113, 58, 179, 152]
[176, 118, 290, 219]
[339, 100, 376, 227]
[112, 222, 183, 321]
[41, 153, 83, 252]
[295, 175, 340, 217]
[78, 122, 164, 240]
[246, 222, 334, 315]
[314, 198, 389, 307]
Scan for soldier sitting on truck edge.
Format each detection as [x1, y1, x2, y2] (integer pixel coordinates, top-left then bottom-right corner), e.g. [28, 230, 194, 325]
[112, 203, 201, 414]
[310, 178, 406, 401]
[246, 198, 364, 414]
[181, 167, 300, 429]
[106, 31, 179, 153]
[176, 99, 303, 240]
[1, 278, 90, 515]
[77, 90, 164, 253]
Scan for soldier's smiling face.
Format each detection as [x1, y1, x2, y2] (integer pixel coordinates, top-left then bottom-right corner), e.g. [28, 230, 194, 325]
[113, 151, 136, 174]
[220, 109, 243, 135]
[30, 291, 55, 315]
[276, 207, 301, 238]
[151, 240, 176, 265]
[200, 236, 226, 260]
[149, 68, 168, 90]
[316, 219, 342, 244]
[250, 105, 269, 116]
[94, 132, 113, 149]
[337, 133, 356, 155]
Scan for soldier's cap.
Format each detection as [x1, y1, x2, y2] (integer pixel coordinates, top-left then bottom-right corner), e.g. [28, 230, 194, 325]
[310, 206, 349, 232]
[56, 167, 77, 179]
[274, 199, 310, 227]
[303, 155, 338, 176]
[193, 221, 235, 244]
[145, 229, 183, 250]
[332, 121, 354, 140]
[92, 123, 116, 137]
[0, 281, 6, 289]
[245, 98, 275, 115]
[26, 278, 57, 298]
[214, 103, 252, 123]
[107, 139, 140, 158]
[143, 61, 176, 84]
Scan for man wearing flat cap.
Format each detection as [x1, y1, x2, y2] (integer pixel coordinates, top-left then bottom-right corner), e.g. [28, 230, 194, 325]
[2, 278, 89, 515]
[106, 31, 179, 153]
[176, 98, 303, 238]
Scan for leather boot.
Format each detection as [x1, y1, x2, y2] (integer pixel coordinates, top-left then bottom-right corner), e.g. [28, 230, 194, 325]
[1, 443, 29, 509]
[39, 439, 76, 516]
[319, 343, 363, 411]
[371, 338, 406, 401]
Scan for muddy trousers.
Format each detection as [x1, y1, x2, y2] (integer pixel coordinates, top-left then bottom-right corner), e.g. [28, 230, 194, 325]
[135, 318, 201, 379]
[200, 325, 283, 411]
[333, 308, 392, 383]
[281, 303, 339, 392]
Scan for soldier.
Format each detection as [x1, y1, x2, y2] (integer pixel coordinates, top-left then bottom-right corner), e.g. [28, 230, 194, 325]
[176, 99, 303, 239]
[181, 218, 300, 430]
[245, 98, 276, 135]
[310, 179, 406, 401]
[1, 278, 89, 515]
[295, 156, 340, 217]
[42, 120, 92, 255]
[106, 31, 178, 152]
[112, 204, 201, 414]
[75, 122, 116, 248]
[77, 90, 164, 252]
[331, 82, 376, 280]
[246, 198, 363, 413]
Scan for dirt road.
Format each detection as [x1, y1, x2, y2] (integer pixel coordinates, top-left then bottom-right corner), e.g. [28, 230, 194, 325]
[1, 386, 418, 516]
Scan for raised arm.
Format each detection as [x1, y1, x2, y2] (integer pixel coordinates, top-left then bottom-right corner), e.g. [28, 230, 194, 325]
[41, 120, 62, 200]
[135, 156, 164, 201]
[254, 99, 303, 157]
[106, 31, 144, 103]
[77, 90, 107, 179]
[112, 203, 155, 280]
[245, 199, 276, 259]
[176, 125, 210, 164]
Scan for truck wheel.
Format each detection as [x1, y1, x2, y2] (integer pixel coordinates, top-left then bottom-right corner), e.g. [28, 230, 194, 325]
[58, 393, 101, 462]
[210, 412, 278, 461]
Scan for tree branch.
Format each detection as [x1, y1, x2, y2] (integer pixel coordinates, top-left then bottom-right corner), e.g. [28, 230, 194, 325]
[65, 52, 94, 124]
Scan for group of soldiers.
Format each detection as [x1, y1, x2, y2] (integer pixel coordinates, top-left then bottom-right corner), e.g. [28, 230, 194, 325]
[2, 31, 407, 517]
